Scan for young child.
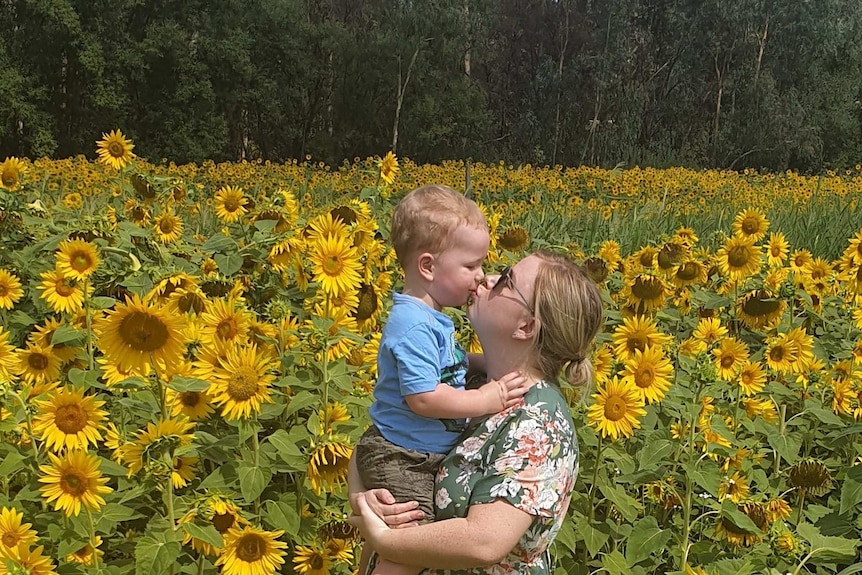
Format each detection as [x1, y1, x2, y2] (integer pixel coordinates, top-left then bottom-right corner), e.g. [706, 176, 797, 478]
[354, 184, 527, 575]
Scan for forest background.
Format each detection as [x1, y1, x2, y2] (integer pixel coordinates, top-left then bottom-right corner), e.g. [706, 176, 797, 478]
[3, 0, 862, 172]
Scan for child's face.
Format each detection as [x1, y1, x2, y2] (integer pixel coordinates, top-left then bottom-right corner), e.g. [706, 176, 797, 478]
[428, 225, 489, 308]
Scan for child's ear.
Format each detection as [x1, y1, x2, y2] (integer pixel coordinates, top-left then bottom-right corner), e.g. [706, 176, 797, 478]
[513, 317, 538, 340]
[417, 252, 435, 281]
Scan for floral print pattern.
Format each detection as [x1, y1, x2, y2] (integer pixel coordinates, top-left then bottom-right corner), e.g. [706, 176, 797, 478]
[427, 381, 579, 575]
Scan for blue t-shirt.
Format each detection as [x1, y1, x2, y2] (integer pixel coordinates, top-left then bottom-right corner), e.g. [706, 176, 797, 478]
[369, 292, 469, 453]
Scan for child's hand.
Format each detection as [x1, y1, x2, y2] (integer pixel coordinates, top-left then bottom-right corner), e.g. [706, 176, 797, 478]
[479, 371, 529, 413]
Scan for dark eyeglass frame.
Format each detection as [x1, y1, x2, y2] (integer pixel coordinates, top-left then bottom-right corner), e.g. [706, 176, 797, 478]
[492, 265, 533, 313]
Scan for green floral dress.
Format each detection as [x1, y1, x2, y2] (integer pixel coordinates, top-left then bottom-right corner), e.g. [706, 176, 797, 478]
[427, 381, 579, 575]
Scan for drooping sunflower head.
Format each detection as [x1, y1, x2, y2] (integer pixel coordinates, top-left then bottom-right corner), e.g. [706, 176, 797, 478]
[737, 289, 785, 329]
[96, 129, 135, 170]
[732, 208, 769, 241]
[215, 526, 288, 575]
[583, 256, 609, 284]
[671, 259, 707, 288]
[623, 273, 668, 314]
[307, 438, 353, 494]
[497, 225, 530, 252]
[657, 240, 686, 271]
[0, 157, 26, 190]
[787, 459, 832, 496]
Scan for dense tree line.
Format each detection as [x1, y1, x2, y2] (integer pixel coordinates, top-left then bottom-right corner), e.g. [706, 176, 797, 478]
[2, 0, 861, 171]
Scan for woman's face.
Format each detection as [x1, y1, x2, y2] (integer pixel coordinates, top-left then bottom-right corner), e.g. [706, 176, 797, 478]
[468, 254, 540, 337]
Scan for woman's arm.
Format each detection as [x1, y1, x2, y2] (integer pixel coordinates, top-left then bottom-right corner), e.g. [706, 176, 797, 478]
[350, 494, 533, 569]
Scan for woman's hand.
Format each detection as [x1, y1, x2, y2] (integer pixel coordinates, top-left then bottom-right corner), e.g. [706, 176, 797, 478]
[349, 492, 392, 544]
[353, 489, 425, 528]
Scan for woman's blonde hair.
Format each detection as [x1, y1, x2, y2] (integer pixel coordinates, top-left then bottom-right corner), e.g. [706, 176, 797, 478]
[390, 185, 487, 266]
[530, 250, 603, 390]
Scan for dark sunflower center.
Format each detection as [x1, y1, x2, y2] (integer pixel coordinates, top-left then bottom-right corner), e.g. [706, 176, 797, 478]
[119, 311, 170, 352]
[224, 197, 240, 212]
[658, 244, 682, 269]
[212, 512, 236, 533]
[1, 533, 19, 547]
[634, 368, 654, 388]
[55, 280, 75, 297]
[227, 368, 259, 401]
[159, 218, 176, 233]
[741, 218, 761, 235]
[322, 255, 343, 276]
[769, 346, 785, 362]
[721, 355, 736, 368]
[584, 257, 609, 283]
[235, 533, 265, 562]
[676, 262, 700, 281]
[639, 251, 655, 267]
[0, 285, 6, 297]
[604, 395, 627, 421]
[311, 553, 325, 569]
[330, 206, 357, 225]
[727, 246, 751, 268]
[631, 277, 663, 300]
[55, 404, 87, 434]
[217, 319, 239, 340]
[742, 292, 781, 316]
[61, 472, 87, 496]
[181, 392, 201, 407]
[72, 253, 93, 272]
[354, 284, 377, 321]
[108, 141, 126, 158]
[626, 335, 648, 354]
[2, 170, 18, 187]
[28, 353, 49, 370]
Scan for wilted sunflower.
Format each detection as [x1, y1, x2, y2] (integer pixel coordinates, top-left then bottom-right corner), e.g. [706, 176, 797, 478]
[621, 345, 674, 404]
[55, 239, 100, 282]
[66, 536, 103, 566]
[0, 544, 56, 575]
[153, 211, 183, 243]
[765, 498, 793, 522]
[736, 361, 767, 395]
[0, 269, 24, 310]
[38, 451, 112, 516]
[737, 289, 785, 329]
[95, 295, 187, 373]
[623, 273, 668, 314]
[377, 151, 399, 185]
[214, 185, 248, 223]
[732, 209, 769, 241]
[307, 438, 353, 494]
[497, 226, 530, 252]
[714, 512, 759, 547]
[712, 337, 750, 381]
[670, 259, 707, 288]
[583, 257, 609, 283]
[15, 343, 61, 385]
[0, 507, 37, 551]
[716, 235, 762, 282]
[309, 234, 363, 297]
[657, 241, 686, 271]
[293, 544, 331, 575]
[587, 376, 646, 441]
[611, 315, 672, 362]
[210, 344, 276, 421]
[0, 157, 26, 190]
[787, 459, 832, 496]
[33, 386, 107, 452]
[215, 526, 288, 575]
[121, 417, 196, 475]
[96, 129, 135, 169]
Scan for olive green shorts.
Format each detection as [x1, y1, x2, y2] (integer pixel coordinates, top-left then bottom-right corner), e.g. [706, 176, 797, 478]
[354, 425, 446, 523]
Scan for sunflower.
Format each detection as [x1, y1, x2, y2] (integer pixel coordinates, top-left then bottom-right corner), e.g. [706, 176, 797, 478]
[121, 417, 196, 475]
[66, 536, 103, 566]
[764, 334, 797, 374]
[308, 234, 363, 297]
[787, 459, 832, 496]
[674, 227, 699, 248]
[621, 345, 674, 404]
[719, 471, 750, 503]
[0, 508, 38, 551]
[0, 328, 15, 380]
[33, 386, 107, 452]
[0, 269, 23, 310]
[657, 241, 686, 271]
[622, 274, 668, 314]
[199, 298, 251, 350]
[325, 538, 353, 563]
[96, 129, 135, 169]
[55, 239, 100, 281]
[716, 235, 762, 282]
[597, 240, 622, 270]
[153, 211, 183, 243]
[293, 544, 331, 575]
[712, 338, 749, 381]
[307, 438, 353, 494]
[732, 209, 769, 241]
[210, 344, 276, 421]
[0, 157, 26, 190]
[215, 526, 288, 575]
[38, 450, 112, 516]
[15, 343, 61, 385]
[611, 315, 672, 362]
[789, 249, 812, 275]
[831, 379, 853, 416]
[737, 289, 785, 329]
[714, 513, 759, 547]
[0, 544, 56, 575]
[630, 246, 659, 272]
[843, 229, 862, 266]
[375, 151, 401, 186]
[37, 269, 88, 314]
[785, 327, 815, 373]
[167, 387, 215, 421]
[742, 397, 777, 422]
[62, 192, 83, 210]
[766, 232, 790, 267]
[736, 361, 767, 396]
[268, 236, 303, 272]
[214, 185, 248, 223]
[670, 259, 707, 288]
[692, 317, 728, 345]
[498, 226, 530, 252]
[179, 496, 249, 556]
[172, 455, 198, 489]
[775, 531, 800, 555]
[765, 498, 793, 522]
[587, 376, 647, 441]
[583, 257, 609, 283]
[592, 344, 614, 384]
[95, 294, 187, 373]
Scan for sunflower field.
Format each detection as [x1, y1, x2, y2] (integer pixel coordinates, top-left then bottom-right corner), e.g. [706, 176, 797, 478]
[0, 131, 860, 575]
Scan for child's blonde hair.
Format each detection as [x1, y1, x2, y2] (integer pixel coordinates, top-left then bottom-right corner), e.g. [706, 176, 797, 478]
[530, 250, 603, 390]
[390, 185, 487, 266]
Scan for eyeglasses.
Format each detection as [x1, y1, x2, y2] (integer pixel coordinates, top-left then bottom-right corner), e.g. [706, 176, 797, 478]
[492, 266, 533, 313]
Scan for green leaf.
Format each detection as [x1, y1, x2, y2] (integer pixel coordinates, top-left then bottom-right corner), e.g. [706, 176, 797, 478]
[98, 503, 143, 523]
[285, 391, 318, 417]
[638, 438, 674, 471]
[625, 516, 671, 566]
[167, 376, 211, 392]
[202, 234, 238, 253]
[839, 464, 862, 515]
[574, 515, 609, 558]
[552, 516, 577, 553]
[0, 451, 26, 476]
[797, 522, 859, 561]
[182, 522, 223, 550]
[134, 533, 181, 575]
[683, 460, 721, 498]
[238, 462, 272, 503]
[264, 498, 301, 537]
[90, 296, 118, 309]
[214, 253, 243, 276]
[766, 431, 801, 465]
[50, 324, 85, 346]
[601, 550, 632, 575]
[267, 429, 306, 471]
[720, 500, 761, 534]
[711, 558, 757, 575]
[598, 483, 641, 522]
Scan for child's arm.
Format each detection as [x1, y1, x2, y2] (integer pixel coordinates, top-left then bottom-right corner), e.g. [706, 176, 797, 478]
[405, 371, 528, 419]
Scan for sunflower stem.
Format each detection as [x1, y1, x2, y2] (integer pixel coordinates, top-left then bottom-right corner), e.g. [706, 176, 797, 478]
[164, 452, 176, 531]
[84, 277, 94, 371]
[795, 487, 806, 525]
[252, 420, 261, 514]
[774, 403, 786, 476]
[586, 435, 604, 524]
[12, 391, 41, 464]
[732, 383, 742, 440]
[86, 507, 101, 574]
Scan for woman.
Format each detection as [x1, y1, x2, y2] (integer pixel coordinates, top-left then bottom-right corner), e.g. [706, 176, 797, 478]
[349, 250, 603, 574]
